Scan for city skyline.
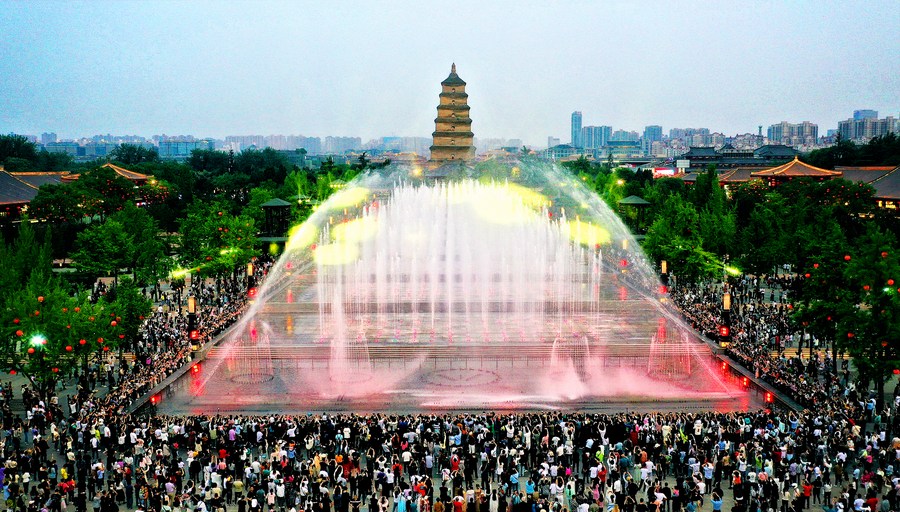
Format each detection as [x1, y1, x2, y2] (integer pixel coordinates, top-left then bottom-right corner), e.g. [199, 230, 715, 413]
[1, 1, 898, 147]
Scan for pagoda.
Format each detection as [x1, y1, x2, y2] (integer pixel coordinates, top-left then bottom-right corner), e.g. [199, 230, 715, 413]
[429, 63, 475, 164]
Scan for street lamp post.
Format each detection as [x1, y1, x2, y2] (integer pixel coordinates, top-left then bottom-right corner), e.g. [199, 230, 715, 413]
[187, 296, 200, 354]
[247, 262, 257, 299]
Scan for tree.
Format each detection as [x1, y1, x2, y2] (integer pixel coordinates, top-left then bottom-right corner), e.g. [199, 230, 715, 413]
[178, 202, 257, 278]
[109, 204, 171, 285]
[103, 277, 151, 354]
[0, 134, 38, 163]
[836, 225, 900, 402]
[71, 220, 134, 283]
[73, 166, 139, 221]
[109, 144, 159, 165]
[246, 187, 276, 228]
[0, 272, 121, 398]
[643, 194, 721, 283]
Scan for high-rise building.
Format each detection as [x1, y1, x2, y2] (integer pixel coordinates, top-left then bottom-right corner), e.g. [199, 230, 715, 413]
[547, 136, 560, 149]
[581, 126, 611, 151]
[642, 125, 663, 155]
[571, 111, 583, 148]
[838, 115, 898, 141]
[611, 130, 639, 142]
[40, 132, 57, 145]
[158, 139, 214, 160]
[429, 64, 475, 164]
[767, 121, 818, 146]
[854, 110, 878, 120]
[324, 136, 362, 154]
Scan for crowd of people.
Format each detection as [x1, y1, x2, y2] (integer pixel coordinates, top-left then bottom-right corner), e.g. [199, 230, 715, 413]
[671, 276, 873, 416]
[3, 268, 900, 512]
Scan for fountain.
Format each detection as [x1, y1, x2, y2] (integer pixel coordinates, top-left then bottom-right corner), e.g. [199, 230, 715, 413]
[158, 160, 750, 414]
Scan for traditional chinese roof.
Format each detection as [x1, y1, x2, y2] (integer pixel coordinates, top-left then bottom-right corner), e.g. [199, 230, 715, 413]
[868, 167, 900, 200]
[100, 163, 151, 183]
[8, 171, 71, 188]
[753, 145, 798, 158]
[618, 195, 651, 206]
[837, 167, 896, 184]
[719, 168, 758, 183]
[0, 171, 40, 205]
[259, 198, 292, 208]
[441, 63, 466, 87]
[681, 147, 718, 158]
[751, 157, 842, 178]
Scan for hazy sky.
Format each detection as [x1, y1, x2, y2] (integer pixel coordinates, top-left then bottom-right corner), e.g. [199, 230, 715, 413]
[2, 1, 898, 146]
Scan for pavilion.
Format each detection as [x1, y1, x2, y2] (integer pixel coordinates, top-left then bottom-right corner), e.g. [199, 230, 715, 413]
[750, 156, 842, 186]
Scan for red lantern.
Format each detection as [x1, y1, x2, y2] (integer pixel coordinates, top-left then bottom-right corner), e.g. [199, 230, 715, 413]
[65, 345, 73, 352]
[882, 341, 889, 347]
[844, 255, 851, 261]
[864, 285, 871, 291]
[15, 330, 23, 337]
[27, 347, 35, 354]
[13, 318, 20, 324]
[97, 337, 104, 344]
[813, 263, 819, 268]
[52, 367, 59, 373]
[110, 320, 117, 327]
[894, 369, 900, 375]
[9, 370, 15, 375]
[102, 346, 110, 352]
[89, 316, 94, 321]
[33, 310, 40, 316]
[37, 296, 44, 303]
[883, 252, 889, 258]
[847, 332, 855, 338]
[62, 308, 68, 313]
[79, 339, 86, 345]
[804, 273, 810, 278]
[118, 334, 125, 339]
[74, 307, 80, 313]
[889, 279, 895, 286]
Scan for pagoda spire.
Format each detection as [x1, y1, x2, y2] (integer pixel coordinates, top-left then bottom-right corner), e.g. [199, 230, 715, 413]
[451, 63, 456, 73]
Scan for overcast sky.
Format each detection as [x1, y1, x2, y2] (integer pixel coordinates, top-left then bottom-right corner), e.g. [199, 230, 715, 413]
[1, 1, 898, 146]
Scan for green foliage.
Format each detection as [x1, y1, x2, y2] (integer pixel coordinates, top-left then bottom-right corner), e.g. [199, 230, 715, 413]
[71, 220, 134, 280]
[178, 201, 257, 278]
[794, 223, 900, 395]
[0, 134, 38, 163]
[102, 276, 151, 352]
[246, 187, 276, 227]
[643, 194, 720, 283]
[805, 133, 900, 169]
[0, 233, 120, 396]
[109, 144, 159, 165]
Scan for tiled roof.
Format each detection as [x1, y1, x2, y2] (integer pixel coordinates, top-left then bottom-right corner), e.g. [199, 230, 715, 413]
[751, 157, 842, 178]
[0, 171, 40, 205]
[869, 167, 900, 200]
[754, 145, 798, 158]
[681, 147, 718, 157]
[101, 163, 151, 182]
[441, 64, 466, 86]
[9, 171, 70, 188]
[719, 168, 757, 183]
[839, 169, 895, 184]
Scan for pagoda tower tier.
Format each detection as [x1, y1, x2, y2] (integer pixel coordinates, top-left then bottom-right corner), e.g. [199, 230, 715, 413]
[429, 64, 475, 164]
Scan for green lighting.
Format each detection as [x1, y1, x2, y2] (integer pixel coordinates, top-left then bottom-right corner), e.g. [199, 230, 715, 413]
[725, 266, 742, 276]
[30, 334, 47, 346]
